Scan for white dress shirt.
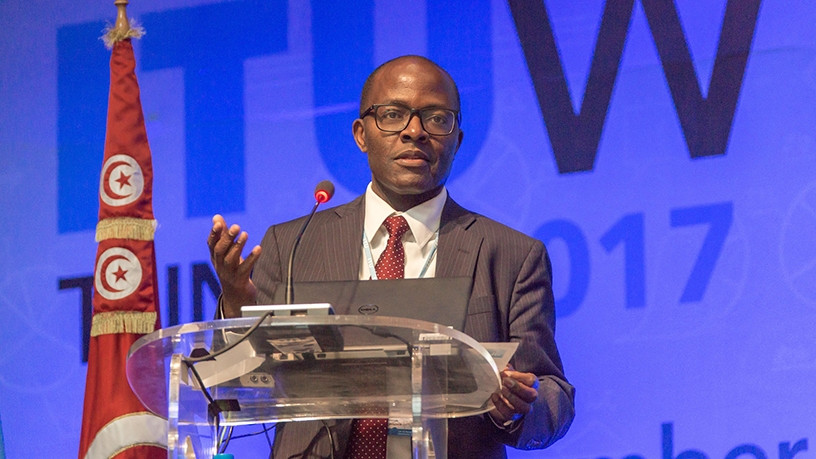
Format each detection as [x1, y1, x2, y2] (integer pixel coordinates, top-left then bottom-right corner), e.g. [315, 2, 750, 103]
[359, 183, 446, 280]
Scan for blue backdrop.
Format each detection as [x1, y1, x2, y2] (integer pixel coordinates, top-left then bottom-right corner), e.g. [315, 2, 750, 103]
[1, 0, 814, 457]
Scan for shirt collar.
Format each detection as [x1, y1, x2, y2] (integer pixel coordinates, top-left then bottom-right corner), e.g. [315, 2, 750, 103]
[364, 183, 447, 247]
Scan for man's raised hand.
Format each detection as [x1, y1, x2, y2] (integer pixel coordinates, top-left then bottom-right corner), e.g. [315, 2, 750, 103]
[207, 214, 262, 317]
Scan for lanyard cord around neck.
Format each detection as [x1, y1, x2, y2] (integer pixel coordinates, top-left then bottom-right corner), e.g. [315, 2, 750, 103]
[362, 228, 438, 280]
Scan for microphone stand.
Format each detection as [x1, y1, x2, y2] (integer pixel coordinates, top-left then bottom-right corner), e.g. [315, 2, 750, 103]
[285, 180, 334, 304]
[285, 201, 321, 305]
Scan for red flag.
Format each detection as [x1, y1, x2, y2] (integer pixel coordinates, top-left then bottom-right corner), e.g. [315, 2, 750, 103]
[78, 29, 167, 459]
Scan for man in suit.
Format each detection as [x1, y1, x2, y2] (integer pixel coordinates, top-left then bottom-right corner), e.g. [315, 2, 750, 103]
[208, 55, 574, 458]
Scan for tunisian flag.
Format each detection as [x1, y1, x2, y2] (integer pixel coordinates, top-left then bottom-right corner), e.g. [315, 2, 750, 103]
[77, 29, 167, 459]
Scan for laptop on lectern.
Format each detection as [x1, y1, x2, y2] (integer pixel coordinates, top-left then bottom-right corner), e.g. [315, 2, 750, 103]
[266, 277, 474, 331]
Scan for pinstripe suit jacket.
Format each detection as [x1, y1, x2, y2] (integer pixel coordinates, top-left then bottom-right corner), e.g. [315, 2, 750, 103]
[251, 194, 575, 458]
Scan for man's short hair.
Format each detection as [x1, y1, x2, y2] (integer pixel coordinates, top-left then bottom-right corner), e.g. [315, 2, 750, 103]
[358, 55, 461, 116]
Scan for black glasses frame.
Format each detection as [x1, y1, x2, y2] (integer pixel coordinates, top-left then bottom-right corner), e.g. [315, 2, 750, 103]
[360, 103, 461, 135]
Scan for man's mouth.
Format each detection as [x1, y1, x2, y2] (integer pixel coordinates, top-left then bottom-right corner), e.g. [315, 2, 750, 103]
[395, 151, 430, 165]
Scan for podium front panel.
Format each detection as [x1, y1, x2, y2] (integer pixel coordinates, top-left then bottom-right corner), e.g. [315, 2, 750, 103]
[128, 315, 500, 427]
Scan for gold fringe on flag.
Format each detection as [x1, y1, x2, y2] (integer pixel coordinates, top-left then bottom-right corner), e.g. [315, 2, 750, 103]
[96, 217, 156, 242]
[102, 18, 144, 49]
[91, 311, 157, 337]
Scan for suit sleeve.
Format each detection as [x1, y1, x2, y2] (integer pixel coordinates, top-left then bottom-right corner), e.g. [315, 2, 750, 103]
[251, 224, 286, 305]
[492, 240, 575, 449]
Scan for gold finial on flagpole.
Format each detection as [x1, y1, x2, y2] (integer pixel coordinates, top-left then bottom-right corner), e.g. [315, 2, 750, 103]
[114, 0, 130, 34]
[103, 0, 143, 48]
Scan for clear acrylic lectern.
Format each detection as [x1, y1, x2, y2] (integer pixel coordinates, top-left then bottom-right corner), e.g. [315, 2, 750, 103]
[127, 315, 502, 459]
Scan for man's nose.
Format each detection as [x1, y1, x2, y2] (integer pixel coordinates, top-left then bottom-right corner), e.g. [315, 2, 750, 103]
[401, 113, 429, 140]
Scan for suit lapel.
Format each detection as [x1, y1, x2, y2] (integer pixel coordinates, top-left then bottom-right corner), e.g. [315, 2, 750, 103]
[436, 197, 482, 279]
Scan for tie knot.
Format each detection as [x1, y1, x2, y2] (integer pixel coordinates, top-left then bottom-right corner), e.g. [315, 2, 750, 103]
[383, 215, 410, 239]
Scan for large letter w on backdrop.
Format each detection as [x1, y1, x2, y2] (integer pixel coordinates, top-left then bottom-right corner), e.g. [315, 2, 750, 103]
[509, 0, 761, 173]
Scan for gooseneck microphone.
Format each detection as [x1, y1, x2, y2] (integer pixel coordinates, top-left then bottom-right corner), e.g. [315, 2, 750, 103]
[285, 180, 335, 304]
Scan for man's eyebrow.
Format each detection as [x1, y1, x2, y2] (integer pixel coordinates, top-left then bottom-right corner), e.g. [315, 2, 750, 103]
[381, 99, 409, 107]
[381, 100, 452, 110]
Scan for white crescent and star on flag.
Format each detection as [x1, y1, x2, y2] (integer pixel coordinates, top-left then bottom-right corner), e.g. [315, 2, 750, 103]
[99, 153, 144, 207]
[94, 246, 143, 301]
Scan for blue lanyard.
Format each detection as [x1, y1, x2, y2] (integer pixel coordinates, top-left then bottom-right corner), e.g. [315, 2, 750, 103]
[362, 228, 438, 280]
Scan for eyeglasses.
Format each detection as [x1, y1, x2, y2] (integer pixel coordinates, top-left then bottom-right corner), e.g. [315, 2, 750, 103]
[361, 104, 460, 136]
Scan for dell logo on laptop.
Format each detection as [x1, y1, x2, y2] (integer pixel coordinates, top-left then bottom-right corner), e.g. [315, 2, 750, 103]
[358, 304, 379, 315]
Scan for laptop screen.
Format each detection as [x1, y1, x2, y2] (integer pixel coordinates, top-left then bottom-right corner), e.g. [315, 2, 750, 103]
[268, 277, 473, 331]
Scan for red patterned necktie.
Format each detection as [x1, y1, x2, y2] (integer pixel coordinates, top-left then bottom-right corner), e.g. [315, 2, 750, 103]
[374, 215, 410, 280]
[345, 215, 410, 459]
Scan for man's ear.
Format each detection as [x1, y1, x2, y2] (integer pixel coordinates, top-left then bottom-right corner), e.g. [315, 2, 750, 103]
[352, 118, 367, 152]
[455, 129, 464, 154]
